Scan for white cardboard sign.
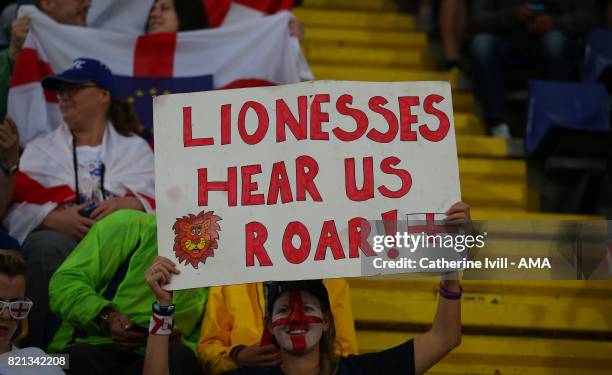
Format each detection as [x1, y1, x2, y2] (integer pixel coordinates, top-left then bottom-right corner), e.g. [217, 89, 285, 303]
[153, 80, 460, 289]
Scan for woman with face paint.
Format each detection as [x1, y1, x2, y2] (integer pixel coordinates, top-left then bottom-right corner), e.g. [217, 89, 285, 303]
[143, 202, 469, 375]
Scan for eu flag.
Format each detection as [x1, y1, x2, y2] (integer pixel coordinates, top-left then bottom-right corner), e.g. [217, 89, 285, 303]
[114, 75, 214, 139]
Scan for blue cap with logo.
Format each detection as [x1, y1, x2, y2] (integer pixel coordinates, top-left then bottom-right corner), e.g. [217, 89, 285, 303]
[42, 57, 117, 97]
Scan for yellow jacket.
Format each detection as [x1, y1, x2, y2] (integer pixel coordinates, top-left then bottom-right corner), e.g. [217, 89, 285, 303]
[198, 279, 358, 375]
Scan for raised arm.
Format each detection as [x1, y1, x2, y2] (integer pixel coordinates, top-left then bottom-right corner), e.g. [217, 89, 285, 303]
[413, 201, 469, 374]
[413, 276, 462, 374]
[143, 256, 179, 375]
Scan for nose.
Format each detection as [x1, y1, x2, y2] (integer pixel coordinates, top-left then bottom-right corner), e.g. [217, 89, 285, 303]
[150, 6, 161, 18]
[288, 309, 305, 325]
[0, 306, 10, 320]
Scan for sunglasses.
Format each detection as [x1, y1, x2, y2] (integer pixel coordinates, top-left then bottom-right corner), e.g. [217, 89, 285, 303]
[0, 299, 33, 320]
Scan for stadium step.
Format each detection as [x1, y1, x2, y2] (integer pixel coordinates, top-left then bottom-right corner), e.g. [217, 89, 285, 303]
[456, 136, 508, 158]
[458, 158, 526, 183]
[302, 44, 430, 69]
[301, 0, 398, 12]
[454, 113, 485, 135]
[293, 8, 414, 31]
[471, 209, 604, 221]
[348, 279, 612, 333]
[452, 92, 475, 113]
[311, 65, 458, 87]
[303, 27, 427, 48]
[357, 330, 612, 375]
[461, 180, 526, 209]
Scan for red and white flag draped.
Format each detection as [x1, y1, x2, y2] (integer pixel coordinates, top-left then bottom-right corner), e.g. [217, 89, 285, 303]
[5, 123, 155, 244]
[9, 5, 304, 145]
[206, 0, 295, 27]
[87, 0, 295, 34]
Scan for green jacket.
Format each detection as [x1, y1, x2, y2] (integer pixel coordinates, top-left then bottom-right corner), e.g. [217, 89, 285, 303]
[48, 210, 209, 356]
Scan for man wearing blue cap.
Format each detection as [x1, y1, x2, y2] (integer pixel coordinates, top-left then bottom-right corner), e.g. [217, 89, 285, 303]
[5, 57, 155, 348]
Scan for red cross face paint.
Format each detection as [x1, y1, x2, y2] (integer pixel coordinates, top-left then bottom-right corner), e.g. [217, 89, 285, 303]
[271, 291, 324, 353]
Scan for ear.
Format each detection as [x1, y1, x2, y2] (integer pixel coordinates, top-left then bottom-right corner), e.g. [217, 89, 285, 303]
[39, 0, 54, 13]
[99, 89, 111, 105]
[179, 221, 190, 232]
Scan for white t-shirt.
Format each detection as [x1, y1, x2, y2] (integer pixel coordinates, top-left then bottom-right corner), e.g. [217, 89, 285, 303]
[0, 346, 65, 375]
[75, 145, 105, 209]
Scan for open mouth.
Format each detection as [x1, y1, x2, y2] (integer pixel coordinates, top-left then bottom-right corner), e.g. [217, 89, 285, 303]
[287, 329, 308, 335]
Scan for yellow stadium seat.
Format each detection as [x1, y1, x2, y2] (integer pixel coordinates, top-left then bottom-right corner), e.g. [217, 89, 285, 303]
[303, 44, 429, 69]
[304, 27, 427, 48]
[301, 0, 398, 11]
[293, 8, 414, 31]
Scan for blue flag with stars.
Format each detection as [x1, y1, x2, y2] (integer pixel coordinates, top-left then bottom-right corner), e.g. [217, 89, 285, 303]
[114, 75, 214, 139]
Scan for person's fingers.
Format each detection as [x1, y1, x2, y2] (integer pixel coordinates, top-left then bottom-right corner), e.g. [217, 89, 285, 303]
[444, 213, 467, 223]
[255, 344, 278, 354]
[445, 208, 467, 218]
[116, 329, 146, 340]
[147, 269, 167, 288]
[154, 267, 171, 285]
[111, 334, 145, 347]
[89, 207, 102, 220]
[89, 200, 110, 219]
[115, 341, 143, 349]
[74, 223, 90, 239]
[114, 314, 132, 329]
[75, 222, 89, 233]
[111, 335, 134, 346]
[255, 353, 281, 364]
[74, 202, 90, 211]
[155, 258, 180, 274]
[156, 260, 178, 273]
[155, 264, 172, 279]
[14, 18, 30, 30]
[4, 116, 18, 134]
[0, 130, 10, 143]
[257, 360, 281, 368]
[14, 15, 30, 24]
[156, 257, 179, 270]
[445, 201, 467, 214]
[149, 262, 174, 281]
[91, 207, 110, 221]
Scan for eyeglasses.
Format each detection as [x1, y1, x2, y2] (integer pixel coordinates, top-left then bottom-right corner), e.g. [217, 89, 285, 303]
[57, 83, 99, 97]
[0, 299, 33, 320]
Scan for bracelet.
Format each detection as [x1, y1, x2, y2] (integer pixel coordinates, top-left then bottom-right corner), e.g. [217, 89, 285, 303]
[149, 312, 173, 336]
[152, 302, 175, 316]
[439, 281, 462, 300]
[230, 345, 246, 363]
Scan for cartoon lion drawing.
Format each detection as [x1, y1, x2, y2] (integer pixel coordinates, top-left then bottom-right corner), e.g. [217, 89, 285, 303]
[172, 210, 222, 269]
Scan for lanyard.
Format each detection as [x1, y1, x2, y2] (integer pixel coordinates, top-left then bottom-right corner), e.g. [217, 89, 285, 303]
[72, 138, 107, 205]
